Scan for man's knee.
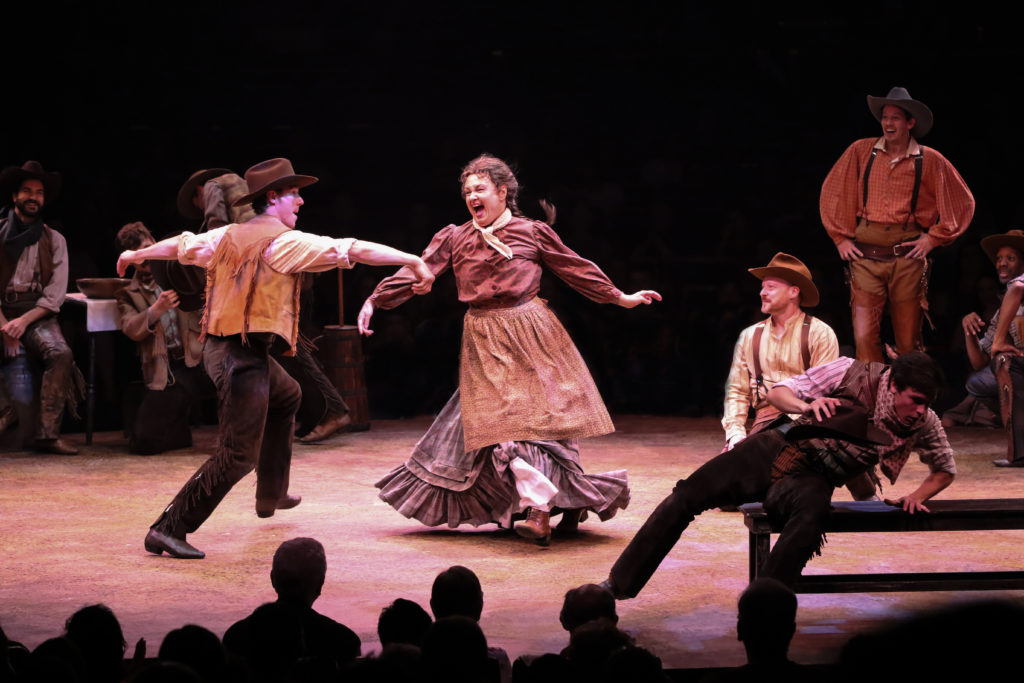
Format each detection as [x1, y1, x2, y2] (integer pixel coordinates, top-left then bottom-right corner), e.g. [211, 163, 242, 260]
[966, 367, 998, 399]
[763, 475, 833, 521]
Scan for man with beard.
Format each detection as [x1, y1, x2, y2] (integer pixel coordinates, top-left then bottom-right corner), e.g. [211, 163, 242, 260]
[0, 161, 81, 454]
[600, 351, 955, 596]
[722, 253, 839, 450]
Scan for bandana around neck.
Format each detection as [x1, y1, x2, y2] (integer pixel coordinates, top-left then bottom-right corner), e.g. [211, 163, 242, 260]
[473, 208, 514, 260]
[873, 370, 927, 483]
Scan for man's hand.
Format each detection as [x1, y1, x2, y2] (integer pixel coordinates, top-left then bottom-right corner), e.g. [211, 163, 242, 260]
[884, 493, 931, 514]
[884, 471, 953, 515]
[721, 433, 745, 453]
[804, 396, 843, 421]
[903, 232, 937, 260]
[617, 290, 663, 308]
[150, 290, 180, 318]
[835, 239, 863, 262]
[409, 258, 434, 295]
[1, 316, 29, 341]
[2, 332, 21, 358]
[357, 299, 375, 336]
[962, 312, 986, 338]
[117, 250, 142, 276]
[991, 341, 1023, 357]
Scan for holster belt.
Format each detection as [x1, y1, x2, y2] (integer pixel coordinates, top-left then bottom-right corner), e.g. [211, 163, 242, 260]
[853, 241, 915, 261]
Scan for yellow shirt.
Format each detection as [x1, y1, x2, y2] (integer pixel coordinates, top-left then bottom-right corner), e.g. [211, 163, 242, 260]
[722, 312, 839, 445]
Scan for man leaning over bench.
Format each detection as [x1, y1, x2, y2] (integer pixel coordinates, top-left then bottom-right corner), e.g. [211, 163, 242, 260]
[599, 352, 955, 598]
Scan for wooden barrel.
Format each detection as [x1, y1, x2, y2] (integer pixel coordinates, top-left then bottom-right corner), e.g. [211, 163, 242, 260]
[317, 324, 370, 430]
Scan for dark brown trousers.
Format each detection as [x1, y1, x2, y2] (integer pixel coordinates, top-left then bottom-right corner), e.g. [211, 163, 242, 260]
[152, 334, 301, 536]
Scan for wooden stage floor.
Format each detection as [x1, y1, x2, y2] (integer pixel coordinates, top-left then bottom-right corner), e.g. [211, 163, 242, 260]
[2, 416, 1023, 670]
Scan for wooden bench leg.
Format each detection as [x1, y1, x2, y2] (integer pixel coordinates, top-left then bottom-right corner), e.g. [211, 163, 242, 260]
[749, 530, 770, 581]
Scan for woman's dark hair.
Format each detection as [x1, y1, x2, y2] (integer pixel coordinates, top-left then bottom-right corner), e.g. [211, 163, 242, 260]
[459, 154, 523, 217]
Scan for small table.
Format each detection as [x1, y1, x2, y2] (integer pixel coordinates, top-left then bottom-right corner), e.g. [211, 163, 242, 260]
[63, 293, 121, 445]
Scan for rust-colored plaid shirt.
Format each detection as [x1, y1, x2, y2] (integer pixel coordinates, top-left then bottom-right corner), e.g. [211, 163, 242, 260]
[820, 137, 975, 246]
[369, 217, 623, 310]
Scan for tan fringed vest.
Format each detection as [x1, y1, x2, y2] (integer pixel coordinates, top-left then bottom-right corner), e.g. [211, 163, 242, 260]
[201, 217, 301, 355]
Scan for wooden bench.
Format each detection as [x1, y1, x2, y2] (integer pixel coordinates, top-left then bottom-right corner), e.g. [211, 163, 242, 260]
[740, 498, 1024, 593]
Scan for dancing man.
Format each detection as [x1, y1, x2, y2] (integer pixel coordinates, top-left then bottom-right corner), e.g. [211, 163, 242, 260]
[117, 158, 433, 558]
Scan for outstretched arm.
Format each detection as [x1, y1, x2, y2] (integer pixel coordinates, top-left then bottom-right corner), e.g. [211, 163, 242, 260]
[616, 290, 662, 308]
[766, 385, 842, 422]
[117, 236, 183, 276]
[349, 240, 433, 295]
[884, 471, 954, 514]
[991, 281, 1024, 356]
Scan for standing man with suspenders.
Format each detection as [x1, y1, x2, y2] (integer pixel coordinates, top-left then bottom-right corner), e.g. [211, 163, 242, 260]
[820, 87, 975, 362]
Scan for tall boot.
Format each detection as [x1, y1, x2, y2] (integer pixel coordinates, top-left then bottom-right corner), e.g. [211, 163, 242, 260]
[994, 354, 1024, 467]
[851, 304, 885, 363]
[890, 299, 924, 355]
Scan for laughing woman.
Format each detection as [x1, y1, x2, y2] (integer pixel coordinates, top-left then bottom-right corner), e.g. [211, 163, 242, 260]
[358, 155, 660, 545]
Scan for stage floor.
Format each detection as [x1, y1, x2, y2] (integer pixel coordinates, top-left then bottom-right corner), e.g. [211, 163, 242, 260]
[2, 416, 1023, 669]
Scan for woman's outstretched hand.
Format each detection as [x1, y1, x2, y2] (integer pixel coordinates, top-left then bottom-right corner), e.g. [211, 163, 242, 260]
[617, 290, 662, 308]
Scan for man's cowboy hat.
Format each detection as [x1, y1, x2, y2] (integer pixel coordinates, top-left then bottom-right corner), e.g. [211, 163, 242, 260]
[232, 158, 318, 207]
[176, 168, 232, 220]
[981, 230, 1024, 265]
[866, 86, 934, 138]
[748, 252, 820, 307]
[0, 160, 61, 202]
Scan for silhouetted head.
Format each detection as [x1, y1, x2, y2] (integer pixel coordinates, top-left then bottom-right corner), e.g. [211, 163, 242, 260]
[430, 566, 484, 621]
[559, 583, 618, 633]
[378, 598, 432, 647]
[159, 624, 225, 683]
[737, 578, 797, 664]
[271, 537, 327, 606]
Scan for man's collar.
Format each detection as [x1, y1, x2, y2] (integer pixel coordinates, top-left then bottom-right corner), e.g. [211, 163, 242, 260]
[767, 309, 805, 332]
[873, 136, 922, 158]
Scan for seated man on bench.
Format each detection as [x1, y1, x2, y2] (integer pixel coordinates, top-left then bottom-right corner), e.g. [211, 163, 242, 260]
[600, 351, 956, 597]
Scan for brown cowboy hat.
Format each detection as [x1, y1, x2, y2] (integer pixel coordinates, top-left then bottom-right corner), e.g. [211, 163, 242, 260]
[231, 158, 318, 208]
[981, 230, 1024, 264]
[0, 160, 61, 202]
[176, 168, 232, 220]
[866, 86, 934, 138]
[748, 252, 820, 307]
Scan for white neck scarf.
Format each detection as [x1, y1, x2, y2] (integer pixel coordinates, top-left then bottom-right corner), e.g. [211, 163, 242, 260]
[473, 208, 514, 260]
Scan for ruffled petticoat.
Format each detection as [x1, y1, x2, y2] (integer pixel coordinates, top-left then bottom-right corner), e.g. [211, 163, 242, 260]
[376, 298, 628, 528]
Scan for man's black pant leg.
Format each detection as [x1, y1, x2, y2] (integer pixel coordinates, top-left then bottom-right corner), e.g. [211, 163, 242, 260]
[760, 472, 835, 588]
[608, 431, 783, 597]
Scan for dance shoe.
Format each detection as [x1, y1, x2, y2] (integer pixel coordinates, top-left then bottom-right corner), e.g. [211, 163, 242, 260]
[144, 529, 205, 559]
[555, 508, 588, 534]
[515, 507, 551, 546]
[994, 458, 1024, 468]
[256, 494, 302, 518]
[298, 412, 352, 443]
[35, 438, 79, 455]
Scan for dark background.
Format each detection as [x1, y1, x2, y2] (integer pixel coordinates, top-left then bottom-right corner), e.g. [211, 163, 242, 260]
[5, 3, 1021, 426]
